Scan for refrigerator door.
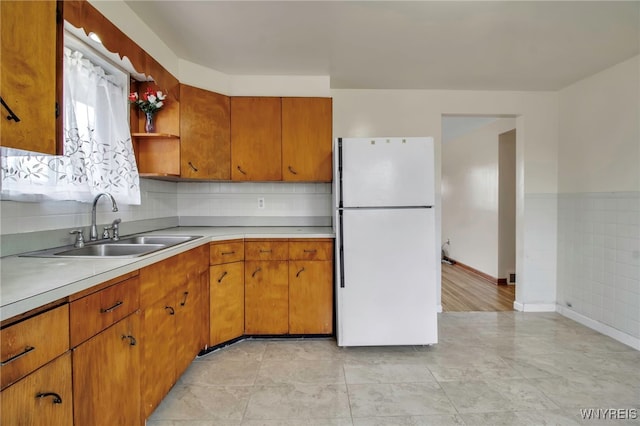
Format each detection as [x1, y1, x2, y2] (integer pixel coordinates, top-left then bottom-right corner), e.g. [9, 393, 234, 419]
[337, 208, 437, 346]
[340, 137, 434, 208]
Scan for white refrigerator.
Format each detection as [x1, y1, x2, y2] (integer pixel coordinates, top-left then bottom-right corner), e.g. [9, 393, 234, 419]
[334, 137, 438, 347]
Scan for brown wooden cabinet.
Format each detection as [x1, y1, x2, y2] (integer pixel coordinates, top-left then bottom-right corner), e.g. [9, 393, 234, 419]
[288, 240, 334, 334]
[244, 240, 289, 334]
[139, 247, 208, 418]
[231, 97, 282, 181]
[0, 0, 60, 155]
[0, 352, 73, 426]
[72, 313, 141, 426]
[180, 84, 231, 180]
[282, 97, 333, 182]
[210, 240, 245, 346]
[69, 274, 142, 426]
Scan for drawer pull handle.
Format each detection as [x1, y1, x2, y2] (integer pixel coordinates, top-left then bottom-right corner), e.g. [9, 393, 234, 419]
[237, 166, 247, 175]
[296, 267, 305, 277]
[100, 301, 123, 313]
[303, 249, 317, 253]
[221, 251, 235, 255]
[188, 161, 198, 172]
[217, 271, 228, 283]
[288, 165, 298, 175]
[259, 249, 272, 253]
[36, 392, 62, 404]
[1, 345, 35, 366]
[180, 291, 189, 306]
[165, 306, 175, 315]
[251, 267, 262, 278]
[121, 335, 137, 346]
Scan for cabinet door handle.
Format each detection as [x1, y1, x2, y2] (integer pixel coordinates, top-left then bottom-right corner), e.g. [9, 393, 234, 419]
[251, 267, 262, 278]
[188, 161, 198, 172]
[165, 306, 175, 315]
[0, 97, 20, 122]
[217, 271, 228, 283]
[288, 165, 298, 175]
[35, 392, 62, 404]
[303, 249, 317, 253]
[259, 249, 272, 253]
[221, 251, 235, 255]
[100, 300, 123, 313]
[237, 166, 247, 175]
[180, 291, 189, 306]
[296, 267, 305, 278]
[121, 335, 137, 346]
[1, 345, 35, 366]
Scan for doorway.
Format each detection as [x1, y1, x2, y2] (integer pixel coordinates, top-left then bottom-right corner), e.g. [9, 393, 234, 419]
[440, 115, 516, 311]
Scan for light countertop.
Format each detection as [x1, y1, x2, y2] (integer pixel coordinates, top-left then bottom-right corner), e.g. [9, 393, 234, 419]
[0, 226, 334, 322]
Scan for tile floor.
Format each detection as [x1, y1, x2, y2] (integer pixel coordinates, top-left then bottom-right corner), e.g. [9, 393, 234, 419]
[147, 312, 640, 425]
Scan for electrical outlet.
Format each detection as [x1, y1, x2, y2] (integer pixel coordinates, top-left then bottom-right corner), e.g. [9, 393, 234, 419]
[257, 197, 265, 209]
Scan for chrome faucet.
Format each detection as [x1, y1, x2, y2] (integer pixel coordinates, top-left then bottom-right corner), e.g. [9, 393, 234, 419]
[90, 193, 118, 241]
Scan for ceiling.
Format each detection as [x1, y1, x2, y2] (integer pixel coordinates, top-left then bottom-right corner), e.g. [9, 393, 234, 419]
[124, 1, 640, 91]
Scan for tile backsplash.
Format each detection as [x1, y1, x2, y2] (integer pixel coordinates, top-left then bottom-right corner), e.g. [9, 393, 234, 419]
[557, 191, 640, 339]
[0, 179, 332, 256]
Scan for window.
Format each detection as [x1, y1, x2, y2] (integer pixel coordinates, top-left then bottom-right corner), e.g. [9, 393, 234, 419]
[0, 28, 141, 205]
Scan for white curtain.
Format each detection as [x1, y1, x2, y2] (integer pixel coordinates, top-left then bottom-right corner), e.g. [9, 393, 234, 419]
[1, 48, 141, 205]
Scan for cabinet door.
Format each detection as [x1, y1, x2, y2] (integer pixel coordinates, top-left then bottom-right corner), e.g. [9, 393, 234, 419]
[230, 97, 282, 181]
[175, 272, 206, 377]
[72, 314, 141, 426]
[244, 260, 289, 334]
[0, 352, 73, 426]
[282, 97, 332, 182]
[0, 1, 58, 155]
[140, 292, 176, 418]
[289, 261, 334, 334]
[210, 262, 245, 345]
[180, 85, 230, 179]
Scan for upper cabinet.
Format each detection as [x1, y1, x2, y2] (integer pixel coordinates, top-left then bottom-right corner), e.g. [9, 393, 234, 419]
[0, 0, 60, 155]
[282, 97, 332, 182]
[231, 97, 282, 181]
[180, 85, 230, 180]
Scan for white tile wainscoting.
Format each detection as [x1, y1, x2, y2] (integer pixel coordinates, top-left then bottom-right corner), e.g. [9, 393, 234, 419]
[557, 191, 640, 347]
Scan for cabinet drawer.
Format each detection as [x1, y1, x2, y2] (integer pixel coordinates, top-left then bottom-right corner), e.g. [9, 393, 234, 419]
[0, 352, 73, 426]
[245, 240, 288, 260]
[69, 276, 140, 347]
[210, 240, 244, 265]
[289, 240, 333, 261]
[1, 304, 69, 390]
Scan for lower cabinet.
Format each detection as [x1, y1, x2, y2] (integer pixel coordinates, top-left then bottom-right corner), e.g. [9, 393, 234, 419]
[244, 259, 289, 334]
[210, 261, 245, 345]
[0, 352, 73, 426]
[139, 246, 208, 418]
[289, 260, 333, 334]
[72, 313, 141, 426]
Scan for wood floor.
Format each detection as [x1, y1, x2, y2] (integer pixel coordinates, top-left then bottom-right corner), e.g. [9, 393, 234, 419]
[441, 263, 515, 312]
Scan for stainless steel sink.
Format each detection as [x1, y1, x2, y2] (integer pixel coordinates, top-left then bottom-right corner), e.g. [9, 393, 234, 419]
[21, 234, 203, 258]
[53, 243, 166, 257]
[115, 235, 199, 246]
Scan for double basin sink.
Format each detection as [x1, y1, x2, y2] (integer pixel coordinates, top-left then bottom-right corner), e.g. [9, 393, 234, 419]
[23, 235, 203, 259]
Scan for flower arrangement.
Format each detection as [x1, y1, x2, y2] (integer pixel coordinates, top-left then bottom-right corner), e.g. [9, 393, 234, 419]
[128, 88, 166, 114]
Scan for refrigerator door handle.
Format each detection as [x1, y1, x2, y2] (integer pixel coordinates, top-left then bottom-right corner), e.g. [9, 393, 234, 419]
[339, 209, 345, 288]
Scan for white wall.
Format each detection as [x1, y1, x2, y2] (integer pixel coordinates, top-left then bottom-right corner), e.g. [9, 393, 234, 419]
[441, 118, 516, 279]
[332, 89, 559, 310]
[557, 56, 640, 345]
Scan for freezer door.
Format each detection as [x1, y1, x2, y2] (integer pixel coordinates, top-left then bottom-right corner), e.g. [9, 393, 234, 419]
[337, 208, 437, 346]
[341, 137, 435, 208]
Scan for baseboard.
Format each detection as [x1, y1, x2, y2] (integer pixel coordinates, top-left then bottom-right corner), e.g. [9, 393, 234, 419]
[437, 304, 443, 313]
[513, 301, 556, 312]
[449, 259, 504, 285]
[556, 305, 640, 351]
